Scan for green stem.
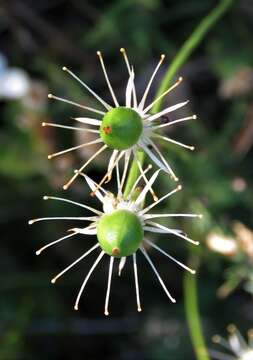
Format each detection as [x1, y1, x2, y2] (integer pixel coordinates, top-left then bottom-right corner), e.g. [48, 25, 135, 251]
[184, 257, 210, 360]
[153, 0, 235, 113]
[123, 150, 145, 198]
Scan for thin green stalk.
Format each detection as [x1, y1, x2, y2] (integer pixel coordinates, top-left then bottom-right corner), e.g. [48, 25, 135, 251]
[153, 0, 234, 113]
[123, 150, 145, 198]
[184, 257, 210, 360]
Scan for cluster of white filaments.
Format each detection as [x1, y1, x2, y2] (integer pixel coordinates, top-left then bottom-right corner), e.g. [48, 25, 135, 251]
[43, 48, 196, 191]
[29, 160, 201, 315]
[210, 324, 253, 360]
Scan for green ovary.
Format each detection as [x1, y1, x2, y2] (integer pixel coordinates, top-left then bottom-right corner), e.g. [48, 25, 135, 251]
[97, 209, 143, 257]
[100, 107, 143, 150]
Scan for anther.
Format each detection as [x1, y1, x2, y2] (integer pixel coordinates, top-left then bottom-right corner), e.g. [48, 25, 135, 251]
[43, 196, 48, 200]
[62, 66, 67, 71]
[161, 54, 165, 60]
[48, 93, 53, 99]
[212, 335, 221, 343]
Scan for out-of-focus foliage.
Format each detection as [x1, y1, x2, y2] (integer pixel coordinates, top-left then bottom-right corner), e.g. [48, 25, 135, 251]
[1, 0, 253, 359]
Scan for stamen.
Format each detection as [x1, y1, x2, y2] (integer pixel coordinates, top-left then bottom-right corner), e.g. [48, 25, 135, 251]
[127, 164, 152, 199]
[71, 117, 101, 126]
[43, 195, 102, 215]
[51, 243, 100, 283]
[120, 48, 137, 108]
[42, 122, 99, 133]
[141, 143, 178, 181]
[147, 100, 189, 122]
[138, 54, 165, 111]
[29, 216, 96, 225]
[62, 66, 111, 110]
[143, 213, 201, 220]
[144, 239, 196, 274]
[47, 138, 102, 159]
[136, 156, 158, 201]
[149, 115, 197, 131]
[118, 257, 126, 276]
[135, 169, 160, 206]
[63, 144, 107, 190]
[76, 171, 108, 197]
[90, 151, 125, 196]
[133, 253, 142, 312]
[146, 221, 199, 245]
[154, 134, 195, 151]
[104, 256, 114, 316]
[48, 94, 105, 115]
[140, 185, 181, 215]
[143, 77, 183, 114]
[140, 246, 176, 303]
[97, 51, 119, 107]
[35, 231, 77, 255]
[212, 335, 236, 352]
[74, 251, 105, 310]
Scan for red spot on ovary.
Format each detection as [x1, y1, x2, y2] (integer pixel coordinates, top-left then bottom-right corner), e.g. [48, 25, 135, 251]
[103, 126, 112, 135]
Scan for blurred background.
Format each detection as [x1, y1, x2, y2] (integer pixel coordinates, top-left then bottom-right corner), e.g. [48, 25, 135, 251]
[1, 0, 253, 359]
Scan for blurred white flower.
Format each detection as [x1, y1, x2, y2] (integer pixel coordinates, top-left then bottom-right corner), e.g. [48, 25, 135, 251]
[206, 233, 238, 256]
[0, 68, 30, 99]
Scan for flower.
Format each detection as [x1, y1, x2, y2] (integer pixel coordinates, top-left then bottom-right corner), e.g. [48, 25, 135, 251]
[29, 165, 201, 315]
[210, 324, 253, 360]
[44, 48, 196, 190]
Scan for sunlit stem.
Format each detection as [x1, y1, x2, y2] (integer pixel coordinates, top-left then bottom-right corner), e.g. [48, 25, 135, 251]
[145, 239, 196, 274]
[48, 138, 102, 159]
[97, 51, 119, 107]
[133, 253, 142, 312]
[51, 243, 100, 283]
[74, 251, 105, 310]
[35, 231, 77, 255]
[140, 246, 176, 303]
[62, 66, 111, 110]
[48, 94, 105, 115]
[63, 144, 107, 190]
[138, 54, 165, 111]
[143, 76, 183, 114]
[104, 256, 114, 316]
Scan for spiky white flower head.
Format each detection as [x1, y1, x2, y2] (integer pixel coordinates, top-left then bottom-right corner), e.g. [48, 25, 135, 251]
[210, 324, 253, 360]
[29, 164, 201, 315]
[44, 48, 196, 190]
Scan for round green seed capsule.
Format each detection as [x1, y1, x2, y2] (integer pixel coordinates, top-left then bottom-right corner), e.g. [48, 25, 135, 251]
[100, 107, 143, 150]
[97, 209, 143, 257]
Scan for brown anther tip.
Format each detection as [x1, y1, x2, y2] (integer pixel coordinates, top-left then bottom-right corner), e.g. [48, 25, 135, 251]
[90, 191, 96, 197]
[112, 247, 120, 255]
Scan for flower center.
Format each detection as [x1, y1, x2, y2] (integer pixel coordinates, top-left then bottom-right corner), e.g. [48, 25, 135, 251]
[100, 107, 143, 150]
[97, 209, 143, 257]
